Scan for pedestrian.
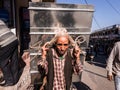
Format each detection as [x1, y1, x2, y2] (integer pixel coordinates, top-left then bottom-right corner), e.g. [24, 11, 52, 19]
[37, 28, 83, 90]
[106, 41, 120, 90]
[0, 20, 25, 86]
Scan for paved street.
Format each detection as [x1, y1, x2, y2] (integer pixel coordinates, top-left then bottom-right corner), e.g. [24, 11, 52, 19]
[81, 61, 115, 90]
[72, 54, 115, 90]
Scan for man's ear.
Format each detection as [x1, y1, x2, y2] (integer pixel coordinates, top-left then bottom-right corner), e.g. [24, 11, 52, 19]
[69, 44, 74, 49]
[52, 43, 56, 48]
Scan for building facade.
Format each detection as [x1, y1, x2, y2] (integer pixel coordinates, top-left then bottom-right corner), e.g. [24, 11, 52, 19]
[0, 0, 56, 54]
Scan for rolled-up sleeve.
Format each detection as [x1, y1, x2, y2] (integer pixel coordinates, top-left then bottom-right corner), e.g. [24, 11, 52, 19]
[73, 60, 83, 74]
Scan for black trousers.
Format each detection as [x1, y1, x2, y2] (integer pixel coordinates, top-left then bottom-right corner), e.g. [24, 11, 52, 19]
[0, 40, 25, 85]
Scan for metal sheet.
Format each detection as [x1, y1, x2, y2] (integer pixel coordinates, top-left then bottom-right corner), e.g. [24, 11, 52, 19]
[29, 2, 94, 84]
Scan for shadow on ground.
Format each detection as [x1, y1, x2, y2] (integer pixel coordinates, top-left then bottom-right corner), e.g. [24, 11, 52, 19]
[73, 82, 92, 90]
[33, 82, 92, 90]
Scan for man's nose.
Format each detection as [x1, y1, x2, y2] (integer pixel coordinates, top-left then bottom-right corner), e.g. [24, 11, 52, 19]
[61, 46, 65, 50]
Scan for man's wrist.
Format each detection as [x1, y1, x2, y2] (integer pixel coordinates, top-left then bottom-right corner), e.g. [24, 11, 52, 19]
[107, 71, 112, 76]
[76, 57, 80, 60]
[42, 55, 46, 60]
[76, 58, 80, 64]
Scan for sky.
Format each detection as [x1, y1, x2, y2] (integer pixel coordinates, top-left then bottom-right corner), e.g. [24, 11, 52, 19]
[56, 0, 120, 32]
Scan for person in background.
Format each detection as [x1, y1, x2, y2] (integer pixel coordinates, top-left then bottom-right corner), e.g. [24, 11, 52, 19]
[0, 20, 25, 86]
[38, 28, 83, 90]
[106, 41, 120, 90]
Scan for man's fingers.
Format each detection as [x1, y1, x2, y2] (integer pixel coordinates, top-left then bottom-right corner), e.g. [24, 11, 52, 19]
[22, 52, 29, 60]
[43, 42, 50, 48]
[107, 75, 113, 81]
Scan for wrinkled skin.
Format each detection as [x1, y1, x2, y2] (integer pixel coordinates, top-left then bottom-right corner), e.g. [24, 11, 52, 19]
[55, 36, 69, 56]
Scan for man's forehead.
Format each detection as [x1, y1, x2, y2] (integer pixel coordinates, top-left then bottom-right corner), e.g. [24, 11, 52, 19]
[56, 36, 69, 43]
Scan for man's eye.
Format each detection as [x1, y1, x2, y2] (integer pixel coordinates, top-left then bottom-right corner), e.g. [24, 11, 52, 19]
[64, 44, 68, 46]
[57, 44, 68, 46]
[57, 44, 62, 46]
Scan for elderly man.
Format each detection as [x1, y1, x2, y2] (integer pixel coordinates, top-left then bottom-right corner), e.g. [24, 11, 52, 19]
[38, 28, 83, 90]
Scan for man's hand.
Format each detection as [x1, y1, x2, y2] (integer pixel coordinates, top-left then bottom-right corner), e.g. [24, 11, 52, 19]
[73, 45, 81, 64]
[41, 42, 49, 59]
[107, 74, 113, 81]
[22, 51, 30, 67]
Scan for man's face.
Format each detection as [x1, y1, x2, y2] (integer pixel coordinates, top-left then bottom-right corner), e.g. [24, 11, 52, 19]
[56, 36, 69, 56]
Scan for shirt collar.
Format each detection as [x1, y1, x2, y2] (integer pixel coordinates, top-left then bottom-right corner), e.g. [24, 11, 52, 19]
[52, 49, 67, 60]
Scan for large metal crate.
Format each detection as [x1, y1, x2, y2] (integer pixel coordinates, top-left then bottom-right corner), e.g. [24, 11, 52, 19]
[28, 2, 94, 85]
